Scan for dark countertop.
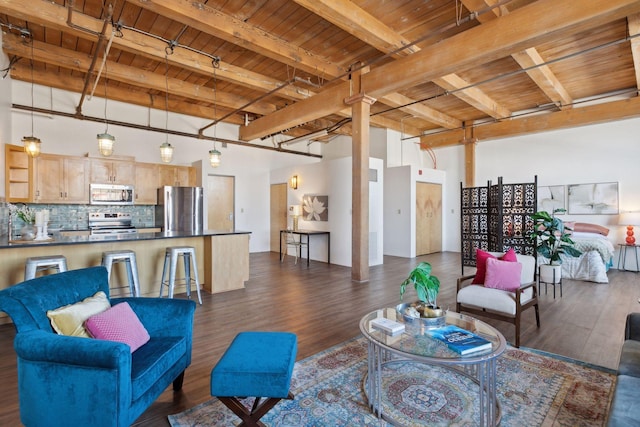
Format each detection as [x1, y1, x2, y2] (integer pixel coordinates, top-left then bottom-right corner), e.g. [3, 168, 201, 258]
[1, 230, 251, 249]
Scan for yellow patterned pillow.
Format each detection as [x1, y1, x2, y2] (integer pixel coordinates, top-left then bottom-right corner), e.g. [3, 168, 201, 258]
[46, 291, 110, 337]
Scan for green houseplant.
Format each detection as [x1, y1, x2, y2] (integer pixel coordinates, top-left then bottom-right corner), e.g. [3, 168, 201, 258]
[529, 208, 582, 283]
[399, 261, 442, 318]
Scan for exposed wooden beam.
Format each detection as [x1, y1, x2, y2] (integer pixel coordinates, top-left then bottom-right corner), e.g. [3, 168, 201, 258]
[0, 0, 311, 102]
[131, 0, 345, 79]
[462, 0, 573, 109]
[432, 74, 511, 119]
[2, 33, 277, 116]
[420, 95, 640, 147]
[295, 0, 499, 123]
[244, 0, 640, 141]
[628, 13, 640, 90]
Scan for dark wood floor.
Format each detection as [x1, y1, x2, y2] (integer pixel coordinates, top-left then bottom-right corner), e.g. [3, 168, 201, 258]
[0, 251, 638, 426]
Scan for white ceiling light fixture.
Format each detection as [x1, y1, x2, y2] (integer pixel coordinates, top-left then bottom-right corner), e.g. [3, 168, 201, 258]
[159, 53, 174, 163]
[97, 38, 115, 157]
[23, 32, 41, 158]
[209, 59, 222, 168]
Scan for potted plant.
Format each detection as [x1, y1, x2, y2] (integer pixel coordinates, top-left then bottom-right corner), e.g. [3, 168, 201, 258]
[529, 208, 582, 283]
[398, 262, 443, 320]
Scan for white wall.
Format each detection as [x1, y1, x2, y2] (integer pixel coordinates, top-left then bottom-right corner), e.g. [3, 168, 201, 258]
[434, 118, 640, 266]
[271, 156, 384, 267]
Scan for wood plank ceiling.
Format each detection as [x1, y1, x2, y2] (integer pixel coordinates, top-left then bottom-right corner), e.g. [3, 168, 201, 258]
[2, 0, 640, 152]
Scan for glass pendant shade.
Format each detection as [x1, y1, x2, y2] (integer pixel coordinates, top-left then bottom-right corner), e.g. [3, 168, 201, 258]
[160, 142, 174, 163]
[23, 136, 41, 158]
[97, 133, 115, 157]
[209, 148, 221, 168]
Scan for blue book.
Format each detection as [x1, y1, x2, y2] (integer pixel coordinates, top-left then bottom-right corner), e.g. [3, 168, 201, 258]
[426, 325, 492, 355]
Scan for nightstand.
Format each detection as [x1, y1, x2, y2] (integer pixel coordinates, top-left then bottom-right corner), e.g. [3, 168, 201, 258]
[617, 244, 639, 272]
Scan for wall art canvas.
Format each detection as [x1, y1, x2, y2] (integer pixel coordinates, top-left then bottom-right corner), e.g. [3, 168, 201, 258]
[302, 194, 328, 221]
[567, 182, 619, 214]
[538, 185, 565, 213]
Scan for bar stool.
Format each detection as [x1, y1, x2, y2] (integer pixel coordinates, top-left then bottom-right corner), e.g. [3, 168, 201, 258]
[24, 255, 68, 281]
[159, 246, 202, 304]
[101, 250, 141, 297]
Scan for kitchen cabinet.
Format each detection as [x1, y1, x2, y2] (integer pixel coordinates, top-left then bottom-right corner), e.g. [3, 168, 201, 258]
[90, 158, 135, 185]
[134, 162, 159, 204]
[34, 154, 89, 203]
[158, 165, 194, 187]
[5, 144, 33, 202]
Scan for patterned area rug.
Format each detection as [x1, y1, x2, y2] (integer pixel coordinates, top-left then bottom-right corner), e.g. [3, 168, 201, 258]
[168, 336, 615, 426]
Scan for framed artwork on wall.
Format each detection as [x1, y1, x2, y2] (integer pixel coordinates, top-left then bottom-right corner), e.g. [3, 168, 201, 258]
[567, 182, 619, 214]
[302, 194, 328, 221]
[537, 185, 565, 213]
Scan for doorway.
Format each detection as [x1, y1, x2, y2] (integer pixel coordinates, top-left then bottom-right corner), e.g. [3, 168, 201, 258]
[416, 182, 442, 255]
[270, 183, 288, 253]
[207, 174, 235, 231]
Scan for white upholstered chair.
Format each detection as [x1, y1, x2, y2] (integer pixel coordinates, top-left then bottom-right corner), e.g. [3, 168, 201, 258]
[456, 252, 540, 347]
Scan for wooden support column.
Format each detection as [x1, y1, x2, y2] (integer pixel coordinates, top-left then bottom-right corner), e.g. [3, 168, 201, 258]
[463, 122, 477, 187]
[345, 82, 376, 282]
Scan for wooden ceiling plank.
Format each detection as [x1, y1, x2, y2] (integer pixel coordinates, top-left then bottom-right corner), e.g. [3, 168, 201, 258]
[380, 93, 462, 129]
[463, 0, 573, 109]
[243, 0, 640, 140]
[627, 13, 640, 90]
[432, 74, 511, 119]
[294, 0, 503, 125]
[11, 62, 244, 124]
[420, 95, 640, 147]
[2, 32, 277, 116]
[0, 0, 312, 102]
[131, 0, 345, 79]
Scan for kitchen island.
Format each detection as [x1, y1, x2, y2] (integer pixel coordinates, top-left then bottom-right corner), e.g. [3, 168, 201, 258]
[0, 229, 250, 300]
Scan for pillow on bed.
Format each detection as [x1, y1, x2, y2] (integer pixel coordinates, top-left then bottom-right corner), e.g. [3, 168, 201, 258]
[574, 222, 609, 236]
[571, 231, 608, 240]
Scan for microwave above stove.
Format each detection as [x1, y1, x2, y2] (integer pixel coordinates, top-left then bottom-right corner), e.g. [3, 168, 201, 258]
[90, 184, 134, 205]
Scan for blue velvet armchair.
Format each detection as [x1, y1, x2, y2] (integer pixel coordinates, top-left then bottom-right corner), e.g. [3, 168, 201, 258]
[0, 266, 196, 427]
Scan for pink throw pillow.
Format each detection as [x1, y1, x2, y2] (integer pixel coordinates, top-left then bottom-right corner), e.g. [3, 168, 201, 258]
[85, 302, 150, 353]
[484, 257, 522, 291]
[472, 248, 518, 284]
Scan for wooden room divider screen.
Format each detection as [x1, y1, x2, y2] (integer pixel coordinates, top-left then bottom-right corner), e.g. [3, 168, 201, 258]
[460, 176, 537, 273]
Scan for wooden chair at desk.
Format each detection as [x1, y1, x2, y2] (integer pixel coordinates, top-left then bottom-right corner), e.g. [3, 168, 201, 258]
[281, 230, 308, 265]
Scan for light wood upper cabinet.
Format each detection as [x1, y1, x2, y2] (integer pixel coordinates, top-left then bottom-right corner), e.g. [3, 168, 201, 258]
[158, 165, 194, 187]
[34, 154, 89, 204]
[90, 159, 135, 185]
[135, 162, 159, 205]
[5, 144, 33, 203]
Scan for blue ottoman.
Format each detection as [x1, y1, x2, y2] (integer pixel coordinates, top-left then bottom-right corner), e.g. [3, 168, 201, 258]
[211, 331, 297, 426]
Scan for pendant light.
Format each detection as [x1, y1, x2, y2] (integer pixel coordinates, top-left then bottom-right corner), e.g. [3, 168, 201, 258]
[97, 42, 115, 156]
[159, 54, 174, 163]
[23, 33, 41, 157]
[208, 59, 221, 168]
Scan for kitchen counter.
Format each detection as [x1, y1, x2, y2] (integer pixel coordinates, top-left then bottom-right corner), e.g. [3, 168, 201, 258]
[0, 230, 251, 313]
[1, 229, 251, 248]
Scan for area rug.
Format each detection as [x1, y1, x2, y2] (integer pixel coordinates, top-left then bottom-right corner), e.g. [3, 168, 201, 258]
[168, 336, 616, 426]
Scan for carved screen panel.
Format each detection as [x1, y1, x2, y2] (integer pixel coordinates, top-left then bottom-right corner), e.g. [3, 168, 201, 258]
[460, 183, 489, 269]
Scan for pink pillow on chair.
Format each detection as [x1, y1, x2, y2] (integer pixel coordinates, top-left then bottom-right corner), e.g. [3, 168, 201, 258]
[472, 248, 518, 284]
[85, 302, 150, 353]
[484, 257, 522, 291]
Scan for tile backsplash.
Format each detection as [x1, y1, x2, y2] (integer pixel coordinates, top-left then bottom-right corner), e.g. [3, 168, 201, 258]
[1, 203, 156, 237]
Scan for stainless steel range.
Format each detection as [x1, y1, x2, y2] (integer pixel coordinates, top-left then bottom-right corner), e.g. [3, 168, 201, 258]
[89, 212, 137, 235]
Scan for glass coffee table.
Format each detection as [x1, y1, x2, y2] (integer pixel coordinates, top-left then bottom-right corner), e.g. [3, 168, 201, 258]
[359, 309, 506, 427]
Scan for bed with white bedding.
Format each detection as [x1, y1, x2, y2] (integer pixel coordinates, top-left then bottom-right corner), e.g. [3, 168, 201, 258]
[560, 231, 615, 283]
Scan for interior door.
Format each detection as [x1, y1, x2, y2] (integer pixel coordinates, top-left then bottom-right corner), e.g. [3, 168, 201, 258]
[270, 183, 288, 253]
[416, 182, 442, 255]
[207, 175, 234, 231]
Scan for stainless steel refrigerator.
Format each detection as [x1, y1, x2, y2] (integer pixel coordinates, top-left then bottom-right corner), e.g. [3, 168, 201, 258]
[155, 186, 204, 233]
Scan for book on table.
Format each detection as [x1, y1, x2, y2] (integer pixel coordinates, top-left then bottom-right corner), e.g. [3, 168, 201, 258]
[426, 325, 492, 355]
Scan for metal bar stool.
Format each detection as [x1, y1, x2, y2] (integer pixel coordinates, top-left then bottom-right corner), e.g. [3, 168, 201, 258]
[159, 246, 202, 304]
[24, 255, 68, 281]
[101, 250, 141, 297]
